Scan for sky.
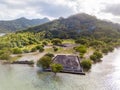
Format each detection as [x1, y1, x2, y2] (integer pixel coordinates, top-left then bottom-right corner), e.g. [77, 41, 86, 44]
[0, 0, 120, 23]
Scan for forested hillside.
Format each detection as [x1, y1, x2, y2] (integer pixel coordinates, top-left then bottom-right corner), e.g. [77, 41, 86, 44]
[0, 17, 49, 33]
[23, 13, 120, 39]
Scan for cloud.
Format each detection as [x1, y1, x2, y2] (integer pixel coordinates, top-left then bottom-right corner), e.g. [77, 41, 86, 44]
[102, 4, 120, 16]
[0, 0, 79, 20]
[0, 0, 120, 23]
[35, 1, 76, 17]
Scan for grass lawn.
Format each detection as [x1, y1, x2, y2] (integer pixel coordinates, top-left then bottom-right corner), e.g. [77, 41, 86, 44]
[62, 39, 75, 44]
[45, 46, 75, 54]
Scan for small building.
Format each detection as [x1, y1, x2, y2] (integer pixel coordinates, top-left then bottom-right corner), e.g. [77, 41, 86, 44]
[52, 55, 85, 75]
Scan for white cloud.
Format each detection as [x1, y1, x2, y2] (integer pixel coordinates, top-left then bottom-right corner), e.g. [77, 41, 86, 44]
[0, 0, 120, 23]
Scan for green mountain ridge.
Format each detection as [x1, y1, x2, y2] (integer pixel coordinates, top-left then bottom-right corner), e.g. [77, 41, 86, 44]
[22, 13, 120, 39]
[0, 17, 49, 33]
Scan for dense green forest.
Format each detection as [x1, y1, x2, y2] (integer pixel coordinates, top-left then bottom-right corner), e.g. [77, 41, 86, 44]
[0, 17, 49, 33]
[22, 13, 120, 39]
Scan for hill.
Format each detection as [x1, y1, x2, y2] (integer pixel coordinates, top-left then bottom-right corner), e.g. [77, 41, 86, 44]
[23, 13, 120, 39]
[0, 17, 49, 33]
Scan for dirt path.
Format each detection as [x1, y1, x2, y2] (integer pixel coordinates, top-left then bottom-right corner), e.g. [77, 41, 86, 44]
[84, 48, 94, 59]
[15, 52, 46, 63]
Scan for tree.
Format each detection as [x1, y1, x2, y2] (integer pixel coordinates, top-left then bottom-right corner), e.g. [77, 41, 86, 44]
[90, 55, 97, 62]
[108, 46, 114, 52]
[74, 45, 87, 54]
[45, 53, 54, 58]
[31, 47, 37, 52]
[0, 53, 11, 60]
[36, 45, 44, 52]
[36, 45, 44, 49]
[94, 51, 103, 59]
[81, 60, 92, 70]
[75, 38, 88, 45]
[50, 63, 63, 75]
[42, 41, 48, 46]
[51, 39, 62, 45]
[90, 51, 103, 62]
[37, 56, 52, 69]
[89, 40, 105, 49]
[53, 46, 58, 52]
[39, 47, 44, 52]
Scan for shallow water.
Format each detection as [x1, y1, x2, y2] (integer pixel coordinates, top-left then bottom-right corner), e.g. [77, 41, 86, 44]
[0, 48, 120, 90]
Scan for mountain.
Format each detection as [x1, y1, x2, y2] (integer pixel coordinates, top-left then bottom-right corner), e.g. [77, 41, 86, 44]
[0, 17, 49, 33]
[22, 13, 120, 39]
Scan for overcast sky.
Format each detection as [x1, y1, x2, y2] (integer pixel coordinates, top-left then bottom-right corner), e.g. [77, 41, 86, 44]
[0, 0, 120, 23]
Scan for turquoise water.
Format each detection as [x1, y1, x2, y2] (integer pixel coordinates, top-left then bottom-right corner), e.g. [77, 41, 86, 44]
[0, 48, 120, 90]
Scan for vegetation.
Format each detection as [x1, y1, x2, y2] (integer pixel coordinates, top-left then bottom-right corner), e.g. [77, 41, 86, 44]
[23, 13, 120, 40]
[51, 39, 62, 45]
[74, 45, 87, 53]
[90, 51, 103, 62]
[0, 13, 119, 72]
[23, 49, 30, 53]
[74, 45, 87, 58]
[0, 53, 11, 60]
[53, 46, 58, 52]
[12, 48, 23, 54]
[37, 56, 52, 69]
[102, 46, 114, 54]
[31, 47, 37, 52]
[0, 17, 49, 33]
[75, 38, 88, 45]
[38, 47, 44, 52]
[50, 63, 63, 75]
[42, 41, 48, 46]
[44, 53, 54, 58]
[81, 59, 92, 70]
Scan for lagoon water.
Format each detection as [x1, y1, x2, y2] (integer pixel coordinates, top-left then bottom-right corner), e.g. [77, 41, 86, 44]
[0, 48, 120, 90]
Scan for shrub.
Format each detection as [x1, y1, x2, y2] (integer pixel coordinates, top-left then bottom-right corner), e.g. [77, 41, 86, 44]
[36, 45, 44, 49]
[53, 46, 58, 52]
[90, 51, 103, 62]
[37, 56, 52, 69]
[23, 49, 30, 53]
[42, 41, 48, 46]
[51, 39, 62, 45]
[102, 48, 109, 54]
[35, 45, 44, 52]
[108, 46, 114, 52]
[31, 47, 37, 52]
[89, 41, 104, 47]
[45, 53, 54, 58]
[39, 47, 44, 52]
[74, 45, 87, 54]
[50, 63, 63, 75]
[12, 48, 22, 54]
[94, 51, 103, 59]
[0, 53, 11, 60]
[75, 38, 88, 45]
[90, 55, 97, 62]
[81, 60, 92, 70]
[80, 53, 84, 58]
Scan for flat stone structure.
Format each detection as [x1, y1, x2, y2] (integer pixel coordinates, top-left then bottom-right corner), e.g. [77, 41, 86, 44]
[52, 55, 85, 75]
